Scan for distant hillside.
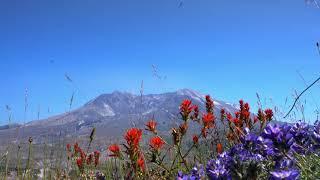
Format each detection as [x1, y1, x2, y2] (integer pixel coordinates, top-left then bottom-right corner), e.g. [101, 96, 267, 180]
[0, 89, 239, 144]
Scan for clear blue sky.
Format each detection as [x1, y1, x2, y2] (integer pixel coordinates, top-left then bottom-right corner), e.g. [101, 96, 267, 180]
[0, 0, 319, 124]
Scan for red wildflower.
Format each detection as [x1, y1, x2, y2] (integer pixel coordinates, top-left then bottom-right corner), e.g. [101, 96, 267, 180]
[264, 109, 273, 121]
[180, 99, 193, 121]
[74, 142, 80, 154]
[239, 99, 244, 107]
[226, 113, 233, 122]
[233, 117, 241, 126]
[235, 111, 240, 119]
[149, 136, 165, 151]
[244, 103, 249, 111]
[125, 128, 143, 149]
[66, 144, 71, 152]
[86, 153, 93, 165]
[137, 155, 145, 171]
[108, 144, 121, 157]
[201, 128, 207, 138]
[257, 108, 265, 122]
[80, 150, 86, 161]
[242, 103, 250, 120]
[242, 111, 250, 120]
[220, 108, 225, 122]
[145, 119, 157, 133]
[76, 157, 83, 170]
[193, 135, 199, 145]
[191, 105, 199, 120]
[216, 143, 223, 154]
[94, 150, 100, 167]
[202, 113, 215, 128]
[205, 95, 214, 113]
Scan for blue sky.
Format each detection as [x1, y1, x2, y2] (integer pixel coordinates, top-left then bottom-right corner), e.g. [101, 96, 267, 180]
[0, 0, 319, 124]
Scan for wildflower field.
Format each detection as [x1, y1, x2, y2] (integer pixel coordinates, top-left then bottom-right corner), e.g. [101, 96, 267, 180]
[4, 96, 318, 179]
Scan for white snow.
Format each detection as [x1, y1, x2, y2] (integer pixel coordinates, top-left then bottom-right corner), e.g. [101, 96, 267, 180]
[153, 95, 161, 100]
[177, 89, 205, 102]
[142, 108, 157, 115]
[214, 101, 221, 106]
[98, 103, 116, 117]
[78, 120, 85, 126]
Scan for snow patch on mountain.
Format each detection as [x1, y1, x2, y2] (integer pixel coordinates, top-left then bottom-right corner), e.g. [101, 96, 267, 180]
[78, 120, 85, 126]
[97, 103, 115, 117]
[177, 89, 205, 103]
[214, 101, 221, 106]
[142, 108, 157, 115]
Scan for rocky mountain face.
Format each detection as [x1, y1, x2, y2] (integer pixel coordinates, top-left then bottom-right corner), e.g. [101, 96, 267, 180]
[0, 89, 238, 144]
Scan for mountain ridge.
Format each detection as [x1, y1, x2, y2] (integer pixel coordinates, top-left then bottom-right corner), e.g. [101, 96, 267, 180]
[0, 89, 238, 143]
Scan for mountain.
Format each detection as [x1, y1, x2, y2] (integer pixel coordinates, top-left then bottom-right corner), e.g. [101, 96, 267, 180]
[0, 89, 238, 144]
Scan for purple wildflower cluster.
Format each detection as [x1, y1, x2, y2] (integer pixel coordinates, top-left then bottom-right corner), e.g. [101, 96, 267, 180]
[177, 164, 205, 180]
[178, 121, 320, 180]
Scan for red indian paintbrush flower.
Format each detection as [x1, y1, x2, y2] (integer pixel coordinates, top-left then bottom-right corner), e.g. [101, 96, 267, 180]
[235, 111, 240, 119]
[226, 113, 233, 122]
[94, 150, 100, 167]
[239, 99, 244, 107]
[201, 128, 207, 138]
[193, 135, 199, 145]
[264, 109, 273, 121]
[76, 157, 83, 170]
[125, 128, 143, 149]
[202, 113, 215, 128]
[80, 149, 86, 161]
[191, 105, 199, 121]
[242, 103, 250, 120]
[137, 155, 145, 171]
[232, 116, 241, 127]
[145, 119, 157, 133]
[74, 142, 80, 155]
[149, 136, 165, 151]
[66, 144, 71, 152]
[180, 99, 193, 121]
[244, 102, 250, 111]
[86, 153, 93, 165]
[220, 108, 225, 122]
[216, 143, 223, 154]
[257, 108, 265, 122]
[205, 95, 214, 113]
[108, 144, 121, 157]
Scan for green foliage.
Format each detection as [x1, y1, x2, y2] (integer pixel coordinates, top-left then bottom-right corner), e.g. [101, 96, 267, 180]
[295, 153, 320, 179]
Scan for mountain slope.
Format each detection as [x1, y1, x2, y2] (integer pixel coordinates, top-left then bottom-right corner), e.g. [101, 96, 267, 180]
[0, 89, 238, 143]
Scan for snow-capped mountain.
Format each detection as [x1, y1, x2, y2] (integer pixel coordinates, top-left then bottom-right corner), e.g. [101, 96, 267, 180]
[0, 89, 238, 143]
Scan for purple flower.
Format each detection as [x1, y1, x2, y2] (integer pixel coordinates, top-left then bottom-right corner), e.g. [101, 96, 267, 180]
[206, 158, 231, 180]
[179, 121, 319, 179]
[177, 164, 204, 180]
[270, 169, 299, 180]
[261, 124, 295, 157]
[312, 121, 320, 143]
[177, 171, 189, 180]
[190, 164, 205, 180]
[275, 158, 294, 169]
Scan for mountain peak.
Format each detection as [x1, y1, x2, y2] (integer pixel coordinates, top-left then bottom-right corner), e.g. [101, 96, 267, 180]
[176, 88, 205, 102]
[111, 90, 133, 95]
[0, 89, 239, 143]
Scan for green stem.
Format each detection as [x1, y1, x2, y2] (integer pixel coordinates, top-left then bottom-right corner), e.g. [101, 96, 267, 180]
[17, 145, 21, 179]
